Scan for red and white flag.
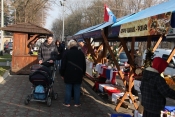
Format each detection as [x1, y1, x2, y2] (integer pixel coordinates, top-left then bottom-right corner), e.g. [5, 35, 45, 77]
[104, 4, 117, 23]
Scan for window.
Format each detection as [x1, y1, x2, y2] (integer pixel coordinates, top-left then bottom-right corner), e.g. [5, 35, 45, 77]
[162, 54, 174, 67]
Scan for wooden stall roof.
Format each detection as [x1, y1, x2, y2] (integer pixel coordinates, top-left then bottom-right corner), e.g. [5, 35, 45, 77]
[0, 22, 53, 34]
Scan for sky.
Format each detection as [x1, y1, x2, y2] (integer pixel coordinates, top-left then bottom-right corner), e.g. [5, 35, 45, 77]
[44, 0, 93, 30]
[44, 5, 60, 30]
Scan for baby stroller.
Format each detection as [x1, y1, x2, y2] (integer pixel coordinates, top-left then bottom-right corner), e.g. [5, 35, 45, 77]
[24, 63, 58, 107]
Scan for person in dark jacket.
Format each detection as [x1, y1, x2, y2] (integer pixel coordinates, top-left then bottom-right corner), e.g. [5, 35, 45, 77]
[60, 40, 86, 107]
[38, 35, 58, 67]
[55, 40, 64, 69]
[77, 39, 88, 56]
[140, 57, 175, 117]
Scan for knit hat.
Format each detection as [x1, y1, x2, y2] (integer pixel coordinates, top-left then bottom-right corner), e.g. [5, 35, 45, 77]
[152, 57, 168, 73]
[77, 39, 84, 42]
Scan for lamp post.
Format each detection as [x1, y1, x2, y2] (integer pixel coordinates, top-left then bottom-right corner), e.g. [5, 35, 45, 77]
[1, 0, 4, 53]
[60, 0, 66, 42]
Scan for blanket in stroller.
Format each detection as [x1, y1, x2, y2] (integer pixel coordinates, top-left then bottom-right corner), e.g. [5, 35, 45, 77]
[29, 64, 53, 86]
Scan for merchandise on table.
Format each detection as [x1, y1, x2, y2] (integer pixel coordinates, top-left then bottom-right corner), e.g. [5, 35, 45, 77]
[164, 76, 175, 90]
[163, 106, 175, 116]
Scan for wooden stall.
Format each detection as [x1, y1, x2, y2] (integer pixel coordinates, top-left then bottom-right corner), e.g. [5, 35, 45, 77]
[0, 23, 53, 74]
[106, 0, 175, 112]
[71, 0, 175, 113]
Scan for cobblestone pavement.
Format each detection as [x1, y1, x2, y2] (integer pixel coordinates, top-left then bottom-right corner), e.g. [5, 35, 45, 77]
[0, 72, 119, 117]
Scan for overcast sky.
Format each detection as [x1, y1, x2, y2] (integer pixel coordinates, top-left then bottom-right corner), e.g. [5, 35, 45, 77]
[44, 0, 93, 30]
[44, 4, 60, 30]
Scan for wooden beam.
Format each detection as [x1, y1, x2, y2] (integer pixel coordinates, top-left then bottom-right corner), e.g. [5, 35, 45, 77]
[152, 36, 163, 52]
[96, 42, 106, 63]
[115, 37, 139, 111]
[147, 36, 152, 49]
[27, 34, 39, 45]
[102, 41, 108, 64]
[131, 37, 135, 60]
[90, 39, 94, 44]
[118, 43, 123, 55]
[167, 47, 175, 63]
[84, 39, 97, 63]
[119, 38, 135, 70]
[97, 43, 103, 53]
[101, 30, 124, 80]
[115, 63, 138, 111]
[115, 91, 128, 111]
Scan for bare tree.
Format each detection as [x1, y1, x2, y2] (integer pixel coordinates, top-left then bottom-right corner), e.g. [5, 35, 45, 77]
[51, 0, 169, 39]
[9, 0, 55, 26]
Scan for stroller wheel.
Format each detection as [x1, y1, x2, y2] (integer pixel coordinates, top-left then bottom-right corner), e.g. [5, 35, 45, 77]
[24, 95, 30, 105]
[53, 93, 58, 100]
[46, 97, 52, 107]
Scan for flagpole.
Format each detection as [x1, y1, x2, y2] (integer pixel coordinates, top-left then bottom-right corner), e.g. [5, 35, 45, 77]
[60, 0, 66, 42]
[1, 0, 4, 55]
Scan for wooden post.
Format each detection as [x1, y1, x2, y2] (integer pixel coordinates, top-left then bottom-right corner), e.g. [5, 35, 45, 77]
[167, 47, 175, 63]
[101, 30, 125, 81]
[119, 38, 135, 70]
[27, 34, 39, 45]
[96, 42, 106, 63]
[115, 37, 138, 111]
[118, 46, 123, 55]
[147, 36, 152, 49]
[131, 37, 135, 60]
[102, 41, 108, 64]
[152, 36, 163, 52]
[97, 43, 103, 53]
[84, 39, 97, 63]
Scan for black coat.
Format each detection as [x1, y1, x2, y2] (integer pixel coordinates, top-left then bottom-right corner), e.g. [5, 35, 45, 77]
[60, 46, 86, 84]
[140, 67, 175, 114]
[57, 45, 64, 60]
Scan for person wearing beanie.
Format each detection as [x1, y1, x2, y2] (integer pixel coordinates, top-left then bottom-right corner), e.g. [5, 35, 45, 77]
[77, 39, 88, 56]
[140, 57, 175, 117]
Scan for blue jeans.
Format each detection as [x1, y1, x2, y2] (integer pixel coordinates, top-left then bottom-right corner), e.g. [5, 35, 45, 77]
[55, 60, 61, 69]
[64, 83, 81, 105]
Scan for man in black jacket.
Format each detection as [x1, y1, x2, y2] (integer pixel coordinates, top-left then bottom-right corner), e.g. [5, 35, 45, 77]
[140, 57, 175, 117]
[60, 40, 86, 107]
[38, 35, 58, 67]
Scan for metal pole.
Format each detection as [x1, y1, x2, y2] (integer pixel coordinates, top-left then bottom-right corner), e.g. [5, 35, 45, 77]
[1, 0, 4, 52]
[62, 1, 65, 42]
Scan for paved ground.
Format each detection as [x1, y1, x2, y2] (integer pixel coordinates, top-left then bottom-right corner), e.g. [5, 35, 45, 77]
[0, 71, 121, 117]
[1, 70, 175, 117]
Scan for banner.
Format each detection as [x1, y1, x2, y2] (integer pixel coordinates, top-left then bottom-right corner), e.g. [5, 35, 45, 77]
[119, 12, 172, 37]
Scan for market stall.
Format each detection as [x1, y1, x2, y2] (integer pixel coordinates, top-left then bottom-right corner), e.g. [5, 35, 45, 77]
[72, 0, 175, 114]
[0, 23, 53, 74]
[108, 0, 175, 114]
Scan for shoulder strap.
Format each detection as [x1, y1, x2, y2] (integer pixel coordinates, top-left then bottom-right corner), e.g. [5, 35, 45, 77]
[68, 61, 83, 72]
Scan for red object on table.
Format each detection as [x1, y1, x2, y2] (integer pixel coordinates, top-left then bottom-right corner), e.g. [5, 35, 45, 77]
[103, 86, 121, 96]
[107, 89, 121, 96]
[111, 71, 118, 84]
[101, 66, 107, 77]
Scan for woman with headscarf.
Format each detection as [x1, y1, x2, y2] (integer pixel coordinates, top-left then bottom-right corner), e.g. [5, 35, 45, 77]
[140, 57, 175, 117]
